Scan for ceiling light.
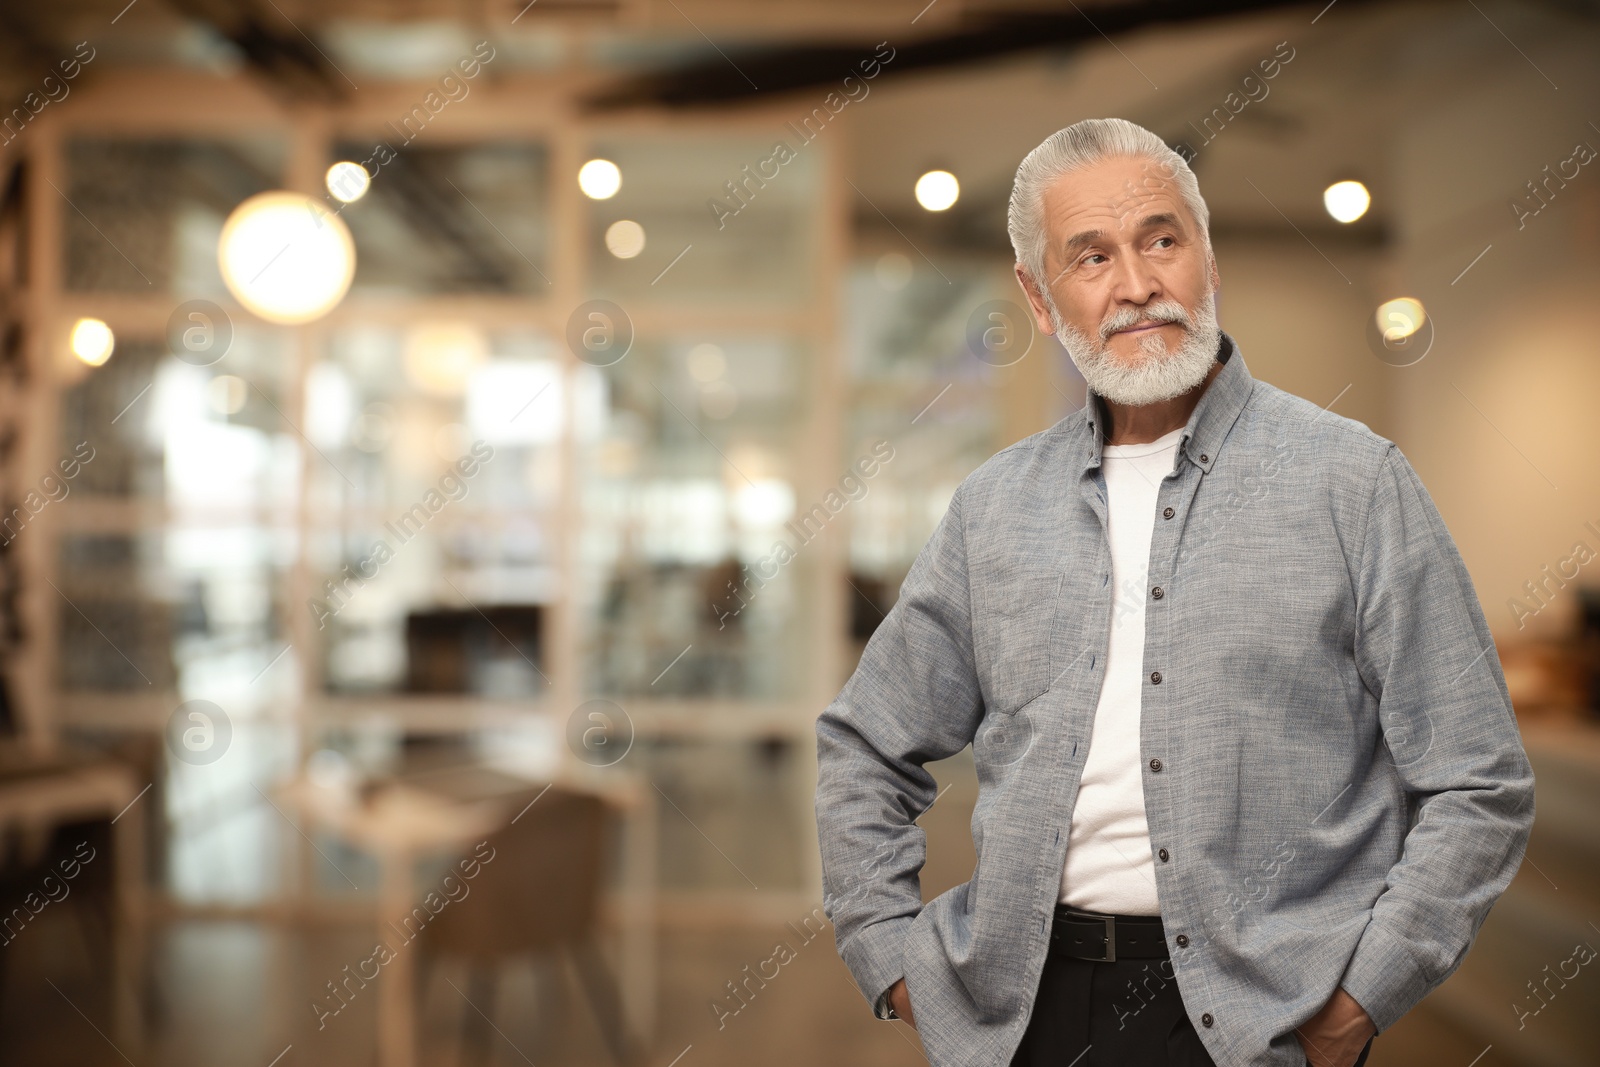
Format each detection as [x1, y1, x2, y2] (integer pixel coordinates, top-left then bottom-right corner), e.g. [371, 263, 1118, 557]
[325, 161, 371, 203]
[403, 322, 488, 396]
[915, 170, 960, 212]
[605, 219, 646, 259]
[1323, 180, 1371, 223]
[579, 159, 622, 200]
[218, 191, 356, 324]
[1374, 297, 1426, 342]
[71, 317, 114, 366]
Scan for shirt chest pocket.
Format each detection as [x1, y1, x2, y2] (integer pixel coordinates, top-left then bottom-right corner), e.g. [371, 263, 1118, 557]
[973, 567, 1060, 716]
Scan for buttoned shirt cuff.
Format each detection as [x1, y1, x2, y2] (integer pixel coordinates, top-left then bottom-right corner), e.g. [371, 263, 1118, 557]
[1338, 919, 1434, 1034]
[839, 914, 915, 1021]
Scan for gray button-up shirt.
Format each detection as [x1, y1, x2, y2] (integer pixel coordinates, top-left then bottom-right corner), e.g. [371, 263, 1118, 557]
[815, 334, 1535, 1066]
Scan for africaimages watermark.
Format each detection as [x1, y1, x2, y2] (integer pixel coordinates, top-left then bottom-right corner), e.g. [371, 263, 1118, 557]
[706, 41, 896, 230]
[711, 439, 895, 628]
[313, 841, 496, 1030]
[308, 441, 493, 629]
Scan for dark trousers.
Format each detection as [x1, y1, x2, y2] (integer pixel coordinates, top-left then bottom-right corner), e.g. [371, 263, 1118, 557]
[1010, 948, 1376, 1067]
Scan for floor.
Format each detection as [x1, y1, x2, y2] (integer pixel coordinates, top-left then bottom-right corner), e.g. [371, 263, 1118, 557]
[2, 916, 924, 1067]
[4, 901, 1588, 1067]
[5, 723, 1597, 1067]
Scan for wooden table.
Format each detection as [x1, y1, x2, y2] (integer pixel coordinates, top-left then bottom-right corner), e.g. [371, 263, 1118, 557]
[277, 766, 655, 1067]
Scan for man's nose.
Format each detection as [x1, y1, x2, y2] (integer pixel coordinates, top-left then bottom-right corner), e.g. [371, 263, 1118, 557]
[1108, 253, 1161, 305]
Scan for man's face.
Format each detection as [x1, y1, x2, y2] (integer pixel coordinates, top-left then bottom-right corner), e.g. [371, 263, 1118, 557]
[1016, 155, 1222, 406]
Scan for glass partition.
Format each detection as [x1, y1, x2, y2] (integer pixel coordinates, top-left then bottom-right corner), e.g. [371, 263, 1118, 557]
[306, 324, 564, 514]
[307, 326, 563, 697]
[586, 136, 819, 307]
[39, 114, 1033, 919]
[60, 330, 297, 509]
[635, 735, 809, 891]
[55, 321, 299, 696]
[842, 253, 1019, 649]
[311, 523, 550, 698]
[57, 529, 292, 698]
[63, 137, 283, 295]
[576, 333, 812, 700]
[331, 140, 551, 296]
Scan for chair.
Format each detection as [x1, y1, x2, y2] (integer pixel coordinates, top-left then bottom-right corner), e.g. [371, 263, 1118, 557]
[0, 735, 160, 1036]
[0, 814, 113, 1016]
[417, 785, 641, 1066]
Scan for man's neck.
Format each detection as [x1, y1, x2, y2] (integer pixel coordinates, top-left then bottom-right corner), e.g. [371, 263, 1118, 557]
[1099, 358, 1224, 445]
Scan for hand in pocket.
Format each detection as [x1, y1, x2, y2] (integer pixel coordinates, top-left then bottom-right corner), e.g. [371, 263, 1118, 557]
[888, 977, 916, 1029]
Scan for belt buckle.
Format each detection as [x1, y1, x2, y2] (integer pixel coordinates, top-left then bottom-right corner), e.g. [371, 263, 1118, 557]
[1078, 909, 1116, 963]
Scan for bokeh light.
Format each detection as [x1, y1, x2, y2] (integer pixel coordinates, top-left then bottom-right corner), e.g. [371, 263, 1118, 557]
[915, 170, 960, 211]
[1324, 180, 1371, 223]
[579, 158, 622, 200]
[218, 191, 356, 324]
[1374, 296, 1426, 341]
[325, 162, 371, 203]
[70, 317, 114, 366]
[605, 219, 646, 259]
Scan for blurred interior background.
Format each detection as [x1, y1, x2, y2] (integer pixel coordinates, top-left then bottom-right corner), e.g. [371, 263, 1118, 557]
[0, 1, 1597, 1064]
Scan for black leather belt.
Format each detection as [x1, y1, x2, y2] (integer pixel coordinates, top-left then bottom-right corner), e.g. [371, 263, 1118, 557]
[1050, 905, 1169, 962]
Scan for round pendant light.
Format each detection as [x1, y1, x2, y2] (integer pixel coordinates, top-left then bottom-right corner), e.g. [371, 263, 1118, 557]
[219, 191, 356, 324]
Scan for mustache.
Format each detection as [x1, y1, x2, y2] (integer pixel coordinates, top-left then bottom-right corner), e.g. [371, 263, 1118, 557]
[1099, 300, 1196, 341]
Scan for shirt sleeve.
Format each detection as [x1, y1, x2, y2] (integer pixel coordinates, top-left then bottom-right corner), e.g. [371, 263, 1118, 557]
[1340, 445, 1536, 1033]
[815, 484, 986, 1017]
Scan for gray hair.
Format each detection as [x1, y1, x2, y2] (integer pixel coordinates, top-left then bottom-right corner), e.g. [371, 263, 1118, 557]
[1007, 117, 1211, 287]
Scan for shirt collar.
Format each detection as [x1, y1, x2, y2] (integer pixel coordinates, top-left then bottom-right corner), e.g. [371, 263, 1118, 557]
[1081, 330, 1253, 474]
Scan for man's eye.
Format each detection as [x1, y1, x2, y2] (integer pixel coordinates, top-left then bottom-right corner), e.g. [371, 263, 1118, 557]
[1152, 236, 1176, 248]
[1082, 253, 1107, 266]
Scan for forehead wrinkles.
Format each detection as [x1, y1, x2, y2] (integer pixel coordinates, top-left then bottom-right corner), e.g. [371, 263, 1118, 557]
[1117, 173, 1182, 222]
[1057, 176, 1183, 232]
[1042, 176, 1187, 281]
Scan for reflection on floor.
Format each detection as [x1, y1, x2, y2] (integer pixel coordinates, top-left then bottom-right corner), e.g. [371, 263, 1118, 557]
[6, 899, 1588, 1067]
[5, 723, 1596, 1067]
[1, 918, 926, 1067]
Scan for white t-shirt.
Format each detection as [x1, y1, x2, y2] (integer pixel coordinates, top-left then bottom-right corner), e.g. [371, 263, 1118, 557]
[1058, 424, 1184, 915]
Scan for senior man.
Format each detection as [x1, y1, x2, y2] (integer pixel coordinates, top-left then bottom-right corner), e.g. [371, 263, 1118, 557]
[815, 117, 1534, 1067]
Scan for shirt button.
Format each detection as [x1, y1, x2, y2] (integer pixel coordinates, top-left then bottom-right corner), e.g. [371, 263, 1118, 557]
[1201, 1012, 1214, 1028]
[1150, 671, 1163, 685]
[1199, 454, 1209, 464]
[1151, 586, 1164, 599]
[1148, 757, 1162, 772]
[1175, 934, 1190, 948]
[1163, 507, 1175, 519]
[1158, 847, 1170, 862]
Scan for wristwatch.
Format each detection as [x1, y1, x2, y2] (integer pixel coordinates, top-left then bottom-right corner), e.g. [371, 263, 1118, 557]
[875, 986, 899, 1021]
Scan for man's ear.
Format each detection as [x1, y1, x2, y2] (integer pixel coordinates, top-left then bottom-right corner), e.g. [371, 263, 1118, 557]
[1207, 249, 1221, 294]
[1014, 264, 1058, 336]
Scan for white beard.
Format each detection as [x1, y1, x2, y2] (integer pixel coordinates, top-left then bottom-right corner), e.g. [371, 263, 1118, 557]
[1050, 290, 1222, 407]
